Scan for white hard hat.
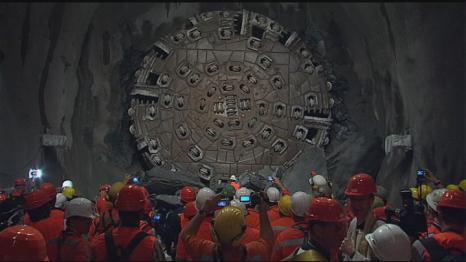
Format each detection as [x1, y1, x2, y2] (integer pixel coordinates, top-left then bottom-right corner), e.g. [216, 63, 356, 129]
[230, 175, 237, 181]
[308, 175, 327, 186]
[230, 199, 247, 216]
[290, 191, 312, 217]
[64, 197, 98, 219]
[195, 187, 215, 211]
[55, 193, 67, 209]
[266, 187, 280, 203]
[365, 224, 411, 261]
[235, 187, 251, 200]
[426, 188, 448, 212]
[62, 180, 73, 188]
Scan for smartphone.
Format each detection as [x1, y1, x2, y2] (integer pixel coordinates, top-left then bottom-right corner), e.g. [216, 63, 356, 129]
[217, 199, 229, 207]
[267, 176, 273, 182]
[28, 169, 42, 179]
[132, 177, 140, 184]
[239, 195, 251, 203]
[153, 213, 161, 221]
[416, 169, 426, 177]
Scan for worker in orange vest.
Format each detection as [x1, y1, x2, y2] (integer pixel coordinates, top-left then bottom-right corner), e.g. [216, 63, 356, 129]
[175, 187, 216, 261]
[24, 189, 65, 259]
[93, 182, 124, 235]
[285, 197, 348, 261]
[47, 197, 98, 261]
[0, 225, 49, 261]
[271, 192, 311, 238]
[412, 189, 466, 261]
[90, 185, 164, 261]
[180, 191, 274, 260]
[95, 184, 111, 215]
[265, 187, 282, 222]
[24, 182, 64, 224]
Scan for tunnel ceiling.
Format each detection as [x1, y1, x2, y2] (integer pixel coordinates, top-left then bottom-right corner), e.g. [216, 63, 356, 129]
[128, 10, 335, 186]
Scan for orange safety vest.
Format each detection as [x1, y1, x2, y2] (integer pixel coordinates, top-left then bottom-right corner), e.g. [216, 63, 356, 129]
[245, 208, 260, 230]
[176, 216, 213, 261]
[27, 216, 65, 259]
[267, 205, 282, 222]
[90, 226, 160, 261]
[271, 226, 305, 261]
[47, 230, 91, 261]
[421, 231, 466, 261]
[271, 216, 295, 238]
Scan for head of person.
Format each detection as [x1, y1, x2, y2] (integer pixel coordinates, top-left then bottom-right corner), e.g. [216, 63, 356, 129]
[425, 188, 448, 218]
[212, 206, 246, 247]
[309, 174, 329, 197]
[306, 197, 347, 250]
[196, 187, 216, 213]
[436, 189, 466, 231]
[64, 197, 98, 235]
[62, 180, 73, 189]
[345, 173, 377, 223]
[183, 201, 197, 220]
[290, 191, 312, 220]
[14, 178, 26, 191]
[266, 187, 280, 205]
[24, 189, 51, 222]
[41, 182, 57, 207]
[278, 195, 292, 216]
[108, 181, 125, 203]
[229, 199, 247, 216]
[63, 187, 76, 200]
[365, 224, 411, 261]
[234, 187, 251, 200]
[115, 185, 146, 227]
[221, 184, 237, 200]
[0, 225, 48, 261]
[180, 186, 197, 204]
[99, 184, 111, 199]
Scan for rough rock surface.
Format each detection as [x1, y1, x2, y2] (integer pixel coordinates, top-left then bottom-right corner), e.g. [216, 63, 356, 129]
[0, 3, 463, 205]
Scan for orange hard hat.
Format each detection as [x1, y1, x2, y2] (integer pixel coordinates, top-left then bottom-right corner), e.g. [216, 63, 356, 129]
[41, 182, 57, 201]
[184, 201, 197, 219]
[115, 185, 145, 212]
[24, 190, 50, 210]
[306, 197, 347, 223]
[180, 186, 197, 203]
[15, 178, 26, 187]
[345, 173, 377, 197]
[0, 225, 48, 261]
[437, 189, 466, 210]
[99, 184, 111, 192]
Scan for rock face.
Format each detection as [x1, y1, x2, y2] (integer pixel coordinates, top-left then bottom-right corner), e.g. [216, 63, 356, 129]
[0, 3, 463, 204]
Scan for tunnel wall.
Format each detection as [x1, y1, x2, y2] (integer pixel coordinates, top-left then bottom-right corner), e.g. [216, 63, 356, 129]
[0, 3, 463, 201]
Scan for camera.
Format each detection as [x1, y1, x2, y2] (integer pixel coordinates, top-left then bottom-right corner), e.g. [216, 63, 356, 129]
[385, 188, 427, 238]
[217, 199, 229, 207]
[132, 177, 140, 184]
[239, 195, 251, 203]
[28, 169, 42, 179]
[153, 213, 161, 221]
[267, 176, 273, 182]
[416, 169, 426, 177]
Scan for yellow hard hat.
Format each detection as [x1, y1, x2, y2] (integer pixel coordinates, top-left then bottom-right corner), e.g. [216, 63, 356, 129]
[446, 184, 460, 190]
[410, 187, 419, 200]
[459, 179, 466, 191]
[63, 187, 76, 199]
[416, 184, 432, 200]
[278, 195, 292, 216]
[372, 195, 385, 209]
[213, 206, 245, 246]
[108, 182, 125, 202]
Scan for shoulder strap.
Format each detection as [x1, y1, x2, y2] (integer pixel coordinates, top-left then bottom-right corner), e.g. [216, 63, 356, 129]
[420, 237, 449, 260]
[105, 230, 119, 261]
[121, 231, 149, 260]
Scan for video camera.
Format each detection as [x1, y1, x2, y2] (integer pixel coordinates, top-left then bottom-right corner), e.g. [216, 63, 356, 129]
[385, 188, 427, 238]
[239, 192, 262, 206]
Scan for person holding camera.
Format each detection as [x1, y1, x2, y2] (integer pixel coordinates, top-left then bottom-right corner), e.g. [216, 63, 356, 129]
[412, 189, 466, 261]
[283, 197, 347, 261]
[340, 173, 385, 260]
[180, 191, 274, 261]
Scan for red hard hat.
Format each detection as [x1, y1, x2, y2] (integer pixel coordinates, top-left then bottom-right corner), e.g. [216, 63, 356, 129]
[184, 201, 197, 219]
[24, 190, 50, 210]
[15, 178, 26, 187]
[41, 182, 57, 201]
[115, 185, 145, 212]
[99, 184, 111, 192]
[180, 186, 197, 203]
[345, 173, 377, 196]
[138, 186, 152, 214]
[306, 197, 347, 223]
[437, 189, 466, 210]
[0, 225, 48, 261]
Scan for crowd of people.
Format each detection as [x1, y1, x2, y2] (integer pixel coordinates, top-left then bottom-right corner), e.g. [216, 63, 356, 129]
[0, 170, 464, 261]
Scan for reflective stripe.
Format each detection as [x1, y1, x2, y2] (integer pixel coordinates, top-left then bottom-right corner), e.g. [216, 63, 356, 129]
[280, 237, 304, 248]
[273, 226, 289, 231]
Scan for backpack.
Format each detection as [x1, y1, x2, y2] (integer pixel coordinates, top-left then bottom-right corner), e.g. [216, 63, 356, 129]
[105, 229, 149, 261]
[420, 237, 466, 261]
